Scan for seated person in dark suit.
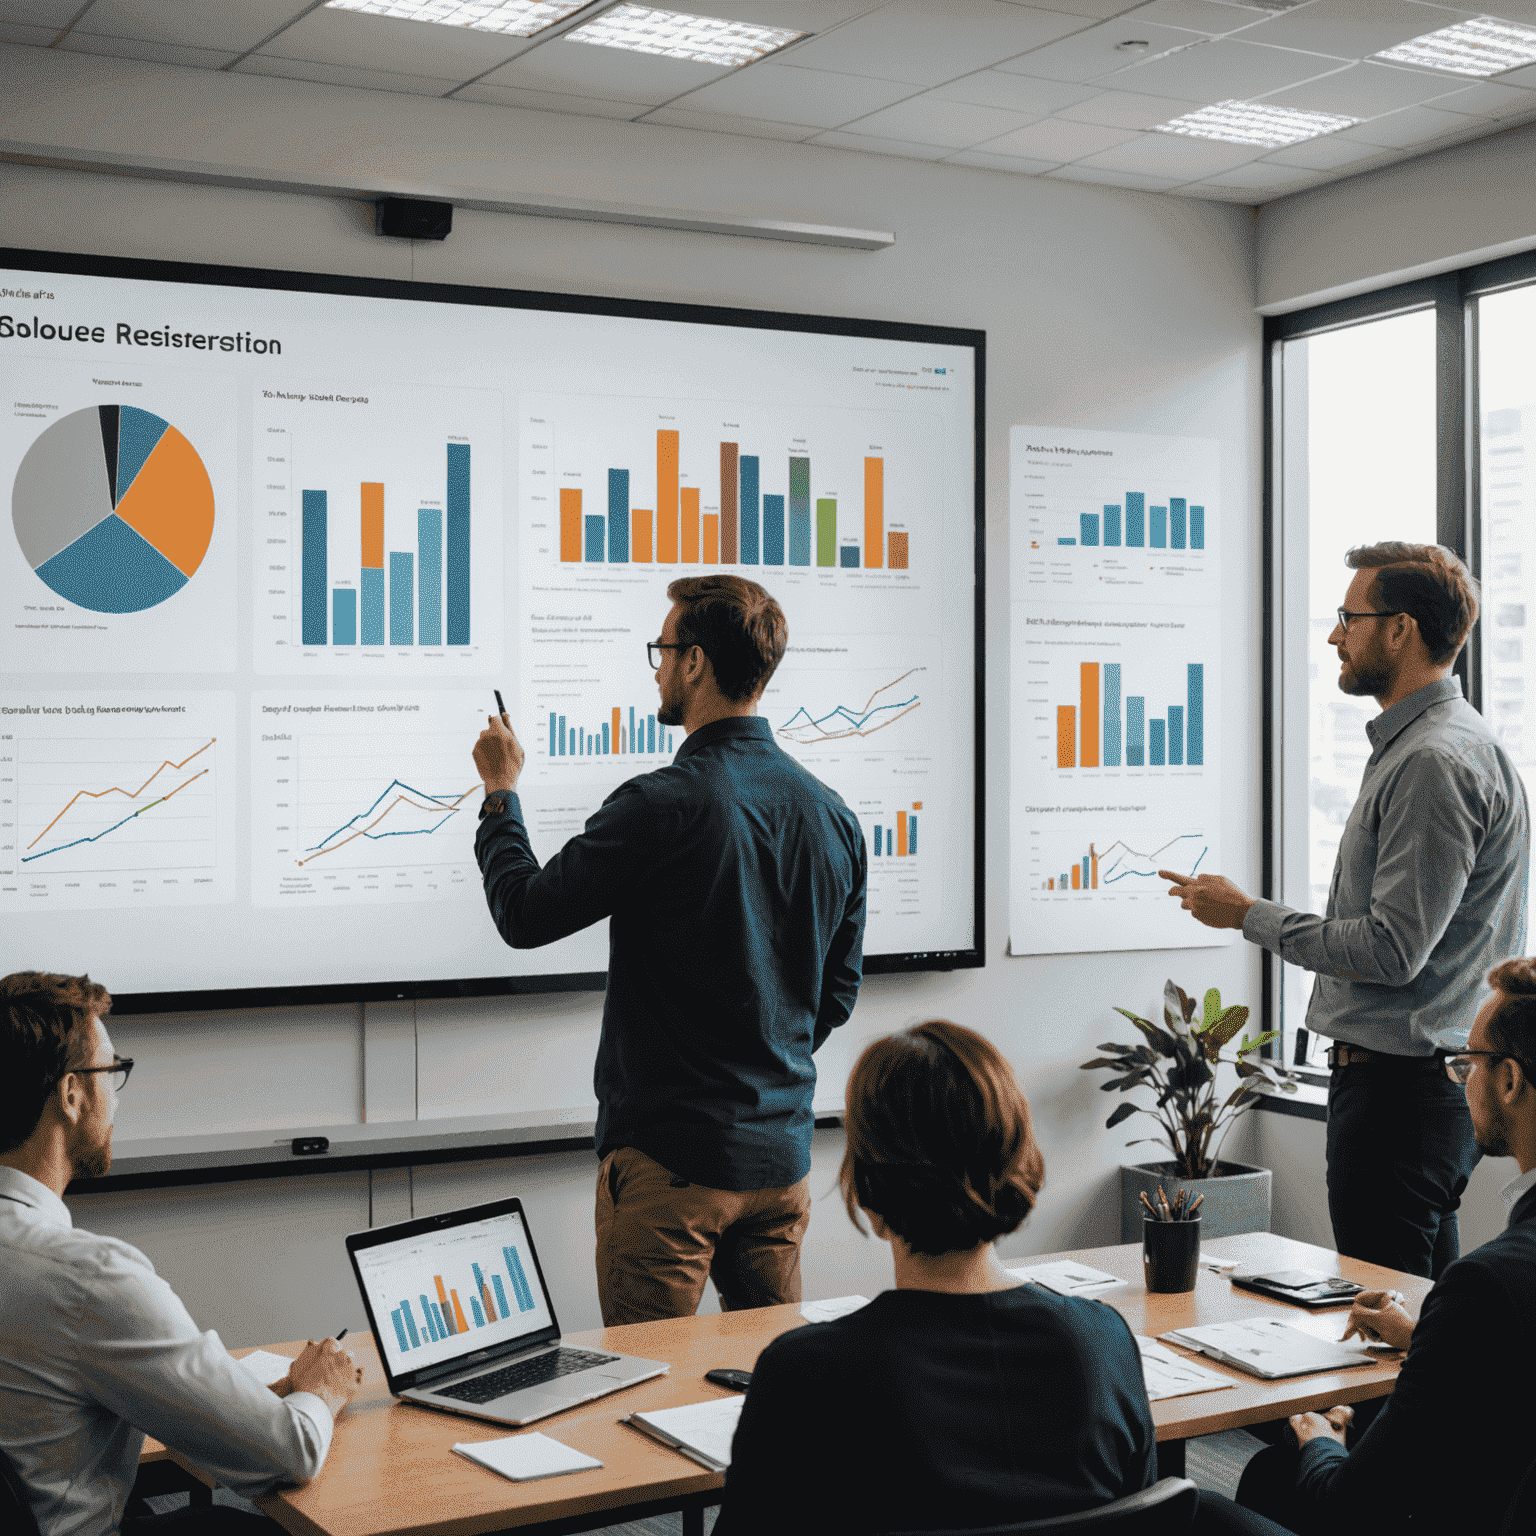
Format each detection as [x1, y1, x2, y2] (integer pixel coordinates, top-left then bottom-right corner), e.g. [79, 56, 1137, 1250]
[1237, 955, 1536, 1535]
[714, 1019, 1287, 1536]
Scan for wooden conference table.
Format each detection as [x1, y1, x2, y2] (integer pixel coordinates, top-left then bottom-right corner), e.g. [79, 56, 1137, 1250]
[144, 1231, 1431, 1536]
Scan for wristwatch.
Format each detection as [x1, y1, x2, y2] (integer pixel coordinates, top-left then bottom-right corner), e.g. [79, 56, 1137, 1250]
[479, 794, 509, 820]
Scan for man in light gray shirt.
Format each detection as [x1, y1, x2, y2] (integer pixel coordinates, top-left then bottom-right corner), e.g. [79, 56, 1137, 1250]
[1163, 543, 1529, 1280]
[0, 970, 361, 1536]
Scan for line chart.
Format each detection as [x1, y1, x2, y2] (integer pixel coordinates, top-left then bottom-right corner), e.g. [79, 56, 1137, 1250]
[1098, 832, 1207, 885]
[777, 668, 921, 746]
[298, 780, 479, 867]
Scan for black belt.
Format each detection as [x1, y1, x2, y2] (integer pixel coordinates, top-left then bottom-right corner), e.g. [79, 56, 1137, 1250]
[1326, 1044, 1445, 1069]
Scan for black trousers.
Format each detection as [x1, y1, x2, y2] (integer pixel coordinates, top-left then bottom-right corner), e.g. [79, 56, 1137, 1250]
[1325, 1055, 1481, 1280]
[124, 1511, 280, 1536]
[1235, 1444, 1314, 1534]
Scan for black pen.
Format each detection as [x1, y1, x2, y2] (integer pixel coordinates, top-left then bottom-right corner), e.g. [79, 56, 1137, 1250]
[335, 1328, 348, 1341]
[494, 690, 506, 718]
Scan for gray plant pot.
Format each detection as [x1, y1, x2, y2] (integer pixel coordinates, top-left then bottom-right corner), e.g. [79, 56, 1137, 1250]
[1120, 1160, 1272, 1243]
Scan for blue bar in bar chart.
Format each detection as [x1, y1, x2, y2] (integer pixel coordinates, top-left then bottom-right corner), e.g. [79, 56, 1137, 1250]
[492, 1274, 510, 1318]
[1104, 664, 1122, 766]
[1170, 497, 1186, 550]
[1150, 718, 1167, 766]
[1082, 856, 1089, 886]
[1127, 696, 1145, 766]
[740, 455, 760, 563]
[446, 443, 471, 645]
[762, 493, 785, 565]
[1150, 505, 1167, 548]
[1187, 664, 1204, 765]
[302, 490, 328, 645]
[1168, 704, 1185, 766]
[392, 1309, 409, 1352]
[584, 515, 604, 562]
[840, 547, 859, 568]
[419, 1294, 439, 1341]
[909, 816, 917, 855]
[470, 1296, 485, 1328]
[874, 826, 883, 857]
[608, 468, 629, 563]
[430, 1300, 448, 1338]
[1191, 505, 1205, 549]
[559, 716, 566, 755]
[648, 715, 656, 753]
[503, 1246, 536, 1312]
[1104, 505, 1121, 545]
[602, 723, 610, 754]
[332, 588, 356, 646]
[549, 713, 557, 756]
[389, 552, 413, 645]
[418, 509, 442, 646]
[361, 567, 384, 645]
[1126, 492, 1145, 548]
[400, 1300, 420, 1347]
[1080, 513, 1099, 546]
[1058, 538, 1077, 545]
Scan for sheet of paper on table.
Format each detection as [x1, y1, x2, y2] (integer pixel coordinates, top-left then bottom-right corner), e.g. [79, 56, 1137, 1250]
[1162, 1317, 1375, 1379]
[452, 1432, 602, 1482]
[801, 1294, 871, 1322]
[1134, 1338, 1237, 1400]
[625, 1396, 745, 1472]
[235, 1350, 296, 1386]
[1007, 1261, 1128, 1298]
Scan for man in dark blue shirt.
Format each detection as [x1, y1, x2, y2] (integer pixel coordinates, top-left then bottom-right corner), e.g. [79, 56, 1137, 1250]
[473, 576, 867, 1325]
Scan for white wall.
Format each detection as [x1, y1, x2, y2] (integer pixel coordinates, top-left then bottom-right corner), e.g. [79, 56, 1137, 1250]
[2, 48, 1264, 1341]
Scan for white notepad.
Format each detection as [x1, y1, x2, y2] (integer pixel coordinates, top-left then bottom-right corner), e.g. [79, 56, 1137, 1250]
[1134, 1338, 1237, 1401]
[1007, 1261, 1128, 1298]
[1161, 1317, 1375, 1379]
[801, 1294, 871, 1322]
[624, 1396, 745, 1472]
[235, 1350, 295, 1387]
[452, 1432, 602, 1482]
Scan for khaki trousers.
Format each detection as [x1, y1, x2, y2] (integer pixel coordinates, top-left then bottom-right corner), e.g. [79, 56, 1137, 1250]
[594, 1146, 811, 1327]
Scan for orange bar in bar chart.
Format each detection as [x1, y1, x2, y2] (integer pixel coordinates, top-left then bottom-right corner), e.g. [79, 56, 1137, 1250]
[897, 810, 908, 857]
[1072, 864, 1081, 890]
[1091, 846, 1099, 889]
[612, 706, 622, 752]
[361, 482, 384, 569]
[702, 512, 719, 564]
[888, 530, 909, 569]
[657, 431, 679, 562]
[681, 487, 700, 562]
[450, 1289, 469, 1333]
[631, 508, 653, 563]
[864, 457, 884, 569]
[434, 1275, 451, 1331]
[559, 488, 582, 562]
[720, 443, 739, 563]
[481, 1283, 497, 1323]
[1057, 706, 1077, 768]
[1080, 662, 1100, 768]
[1048, 878, 1056, 890]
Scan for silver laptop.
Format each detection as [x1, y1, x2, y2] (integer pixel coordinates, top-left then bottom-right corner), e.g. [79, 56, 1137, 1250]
[345, 1194, 667, 1426]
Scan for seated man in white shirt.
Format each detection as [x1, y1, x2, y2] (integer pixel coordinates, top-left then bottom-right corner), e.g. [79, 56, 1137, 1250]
[0, 970, 361, 1536]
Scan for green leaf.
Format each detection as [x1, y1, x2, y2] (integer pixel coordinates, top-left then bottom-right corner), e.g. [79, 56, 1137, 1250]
[1204, 1004, 1251, 1051]
[1105, 1101, 1142, 1129]
[1116, 1070, 1152, 1091]
[1096, 1041, 1139, 1055]
[1080, 1057, 1133, 1071]
[1203, 988, 1222, 1030]
[1236, 1030, 1280, 1056]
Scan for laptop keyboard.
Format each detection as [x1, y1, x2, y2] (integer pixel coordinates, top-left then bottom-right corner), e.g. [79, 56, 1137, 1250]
[434, 1347, 621, 1404]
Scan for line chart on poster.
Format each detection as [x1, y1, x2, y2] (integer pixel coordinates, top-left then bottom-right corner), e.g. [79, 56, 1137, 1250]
[777, 668, 922, 746]
[297, 778, 479, 868]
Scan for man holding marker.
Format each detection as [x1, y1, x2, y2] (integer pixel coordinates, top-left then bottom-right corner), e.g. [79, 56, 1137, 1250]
[472, 575, 867, 1325]
[1160, 542, 1528, 1280]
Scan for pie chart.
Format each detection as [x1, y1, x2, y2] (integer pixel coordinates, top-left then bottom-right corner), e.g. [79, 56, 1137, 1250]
[12, 405, 215, 614]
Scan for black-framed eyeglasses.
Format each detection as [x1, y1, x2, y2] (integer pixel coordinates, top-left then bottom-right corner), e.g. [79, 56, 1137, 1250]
[1336, 608, 1401, 632]
[66, 1057, 134, 1093]
[647, 640, 689, 669]
[1443, 1050, 1529, 1085]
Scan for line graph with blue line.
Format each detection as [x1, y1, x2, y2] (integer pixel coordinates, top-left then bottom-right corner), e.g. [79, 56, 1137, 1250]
[1036, 831, 1208, 895]
[777, 667, 922, 747]
[297, 777, 478, 867]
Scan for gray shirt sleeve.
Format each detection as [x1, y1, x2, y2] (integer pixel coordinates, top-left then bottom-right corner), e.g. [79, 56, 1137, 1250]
[1240, 750, 1484, 987]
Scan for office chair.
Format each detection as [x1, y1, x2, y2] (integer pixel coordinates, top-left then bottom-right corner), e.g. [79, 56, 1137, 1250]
[886, 1477, 1199, 1536]
[1499, 1455, 1536, 1536]
[0, 1448, 43, 1536]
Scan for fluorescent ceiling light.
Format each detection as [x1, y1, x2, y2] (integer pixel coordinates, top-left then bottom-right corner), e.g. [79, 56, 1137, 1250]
[324, 0, 591, 35]
[1375, 17, 1536, 78]
[564, 4, 805, 66]
[1155, 99, 1359, 148]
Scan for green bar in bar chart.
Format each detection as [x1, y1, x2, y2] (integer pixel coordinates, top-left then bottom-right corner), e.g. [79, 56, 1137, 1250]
[816, 498, 836, 567]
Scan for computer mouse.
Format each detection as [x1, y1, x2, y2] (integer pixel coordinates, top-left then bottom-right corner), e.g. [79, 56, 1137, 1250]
[704, 1368, 753, 1392]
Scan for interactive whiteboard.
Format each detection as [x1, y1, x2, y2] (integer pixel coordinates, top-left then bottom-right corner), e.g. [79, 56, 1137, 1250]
[0, 250, 983, 1010]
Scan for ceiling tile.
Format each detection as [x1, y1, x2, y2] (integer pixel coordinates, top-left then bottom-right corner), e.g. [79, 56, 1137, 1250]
[235, 56, 461, 96]
[1346, 100, 1484, 144]
[1262, 133, 1393, 167]
[1195, 160, 1323, 188]
[479, 38, 733, 106]
[942, 147, 1063, 173]
[70, 0, 313, 54]
[930, 69, 1101, 113]
[1073, 131, 1266, 175]
[455, 81, 653, 119]
[57, 32, 236, 69]
[1056, 89, 1204, 127]
[840, 95, 1038, 148]
[997, 0, 1133, 15]
[773, 0, 1091, 88]
[1428, 80, 1536, 115]
[1236, 0, 1461, 57]
[672, 63, 921, 129]
[1111, 37, 1353, 98]
[1458, 2, 1536, 20]
[990, 19, 1205, 84]
[638, 106, 821, 140]
[1169, 180, 1269, 200]
[1048, 164, 1187, 189]
[1260, 60, 1462, 115]
[257, 6, 529, 76]
[974, 116, 1141, 159]
[809, 129, 953, 161]
[1496, 59, 1536, 88]
[677, 0, 881, 26]
[1, 0, 87, 25]
[0, 21, 58, 43]
[1120, 0, 1273, 35]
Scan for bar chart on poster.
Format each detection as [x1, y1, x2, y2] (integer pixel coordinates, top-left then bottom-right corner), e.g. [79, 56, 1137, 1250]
[1009, 427, 1230, 957]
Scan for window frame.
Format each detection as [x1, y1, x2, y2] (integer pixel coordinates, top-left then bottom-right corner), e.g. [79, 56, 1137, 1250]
[1261, 249, 1536, 1075]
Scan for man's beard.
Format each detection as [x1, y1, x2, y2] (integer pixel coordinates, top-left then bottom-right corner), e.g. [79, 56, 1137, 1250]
[656, 675, 685, 727]
[73, 1128, 112, 1179]
[1475, 1109, 1509, 1159]
[1337, 645, 1394, 698]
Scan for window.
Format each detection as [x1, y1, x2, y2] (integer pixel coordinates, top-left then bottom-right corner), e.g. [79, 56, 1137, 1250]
[1266, 255, 1536, 1072]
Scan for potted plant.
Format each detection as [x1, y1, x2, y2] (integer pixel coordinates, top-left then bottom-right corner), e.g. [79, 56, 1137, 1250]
[1079, 980, 1297, 1241]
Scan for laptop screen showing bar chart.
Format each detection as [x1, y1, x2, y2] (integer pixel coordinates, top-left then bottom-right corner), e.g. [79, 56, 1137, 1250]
[354, 1209, 554, 1377]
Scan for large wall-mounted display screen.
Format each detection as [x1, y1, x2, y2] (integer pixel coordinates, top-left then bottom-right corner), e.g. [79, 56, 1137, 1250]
[0, 249, 983, 1011]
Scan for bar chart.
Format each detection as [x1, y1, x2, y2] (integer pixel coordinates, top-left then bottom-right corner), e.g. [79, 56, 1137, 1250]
[1055, 661, 1205, 770]
[1039, 830, 1208, 892]
[543, 705, 677, 759]
[388, 1243, 539, 1354]
[523, 396, 931, 579]
[254, 380, 502, 675]
[871, 802, 922, 858]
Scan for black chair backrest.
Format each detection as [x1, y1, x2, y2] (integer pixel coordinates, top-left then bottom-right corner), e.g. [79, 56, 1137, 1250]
[886, 1477, 1200, 1536]
[1499, 1454, 1536, 1536]
[0, 1448, 43, 1536]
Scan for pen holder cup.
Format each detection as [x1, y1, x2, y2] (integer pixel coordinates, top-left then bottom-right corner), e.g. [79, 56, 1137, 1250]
[1143, 1217, 1201, 1294]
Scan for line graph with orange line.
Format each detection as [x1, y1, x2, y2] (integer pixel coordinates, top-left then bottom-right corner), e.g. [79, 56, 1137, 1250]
[297, 779, 478, 867]
[23, 739, 216, 864]
[777, 668, 922, 746]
